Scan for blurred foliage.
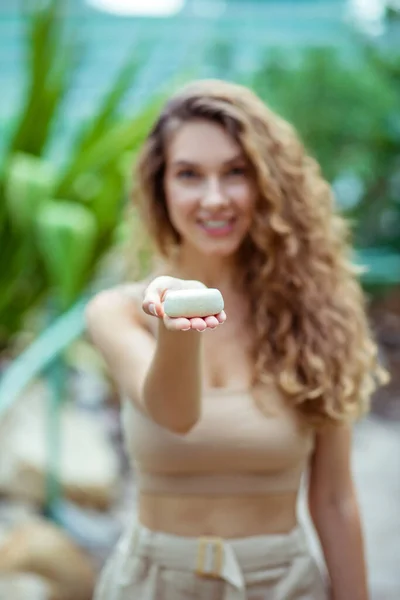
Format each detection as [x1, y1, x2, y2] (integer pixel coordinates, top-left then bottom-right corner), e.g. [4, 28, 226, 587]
[2, 1, 400, 355]
[0, 0, 162, 351]
[386, 3, 400, 23]
[205, 38, 237, 80]
[207, 38, 400, 294]
[250, 45, 400, 294]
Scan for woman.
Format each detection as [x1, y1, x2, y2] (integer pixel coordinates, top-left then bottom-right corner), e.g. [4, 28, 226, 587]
[86, 79, 386, 600]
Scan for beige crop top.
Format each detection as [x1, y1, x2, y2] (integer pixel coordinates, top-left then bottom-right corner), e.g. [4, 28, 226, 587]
[122, 386, 315, 496]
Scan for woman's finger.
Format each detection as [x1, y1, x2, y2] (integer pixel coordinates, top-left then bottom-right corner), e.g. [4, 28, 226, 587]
[142, 294, 163, 317]
[189, 317, 208, 332]
[204, 315, 219, 329]
[163, 315, 192, 331]
[143, 276, 185, 317]
[164, 316, 207, 332]
[163, 315, 223, 332]
[216, 310, 227, 324]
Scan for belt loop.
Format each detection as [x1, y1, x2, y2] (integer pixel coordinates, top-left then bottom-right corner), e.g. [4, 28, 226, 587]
[196, 537, 225, 578]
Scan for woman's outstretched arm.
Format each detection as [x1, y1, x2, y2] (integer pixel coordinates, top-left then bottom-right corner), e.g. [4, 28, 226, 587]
[85, 277, 225, 434]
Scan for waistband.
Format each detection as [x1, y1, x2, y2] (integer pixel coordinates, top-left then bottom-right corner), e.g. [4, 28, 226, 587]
[129, 521, 310, 591]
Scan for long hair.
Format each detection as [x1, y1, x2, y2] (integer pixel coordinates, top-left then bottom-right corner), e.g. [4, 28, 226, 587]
[133, 79, 387, 426]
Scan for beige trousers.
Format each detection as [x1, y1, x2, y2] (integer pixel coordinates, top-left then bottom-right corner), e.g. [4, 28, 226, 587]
[94, 520, 328, 600]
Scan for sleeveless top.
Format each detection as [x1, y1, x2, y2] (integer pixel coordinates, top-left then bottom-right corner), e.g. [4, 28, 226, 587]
[120, 281, 315, 495]
[122, 385, 315, 496]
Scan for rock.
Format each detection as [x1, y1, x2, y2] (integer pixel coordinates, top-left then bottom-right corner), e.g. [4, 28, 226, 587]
[0, 382, 120, 510]
[0, 500, 40, 550]
[0, 573, 52, 600]
[0, 499, 38, 529]
[52, 498, 122, 571]
[0, 519, 95, 600]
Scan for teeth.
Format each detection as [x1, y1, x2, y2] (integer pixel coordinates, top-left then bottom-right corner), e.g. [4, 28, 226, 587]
[202, 220, 230, 228]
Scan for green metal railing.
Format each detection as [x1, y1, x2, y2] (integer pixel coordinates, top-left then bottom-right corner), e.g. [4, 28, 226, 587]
[0, 297, 87, 418]
[0, 295, 88, 520]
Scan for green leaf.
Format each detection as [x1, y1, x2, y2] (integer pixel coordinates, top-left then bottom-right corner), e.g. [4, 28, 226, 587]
[4, 153, 57, 232]
[36, 201, 98, 309]
[87, 170, 124, 233]
[10, 0, 75, 156]
[73, 49, 144, 154]
[57, 97, 163, 195]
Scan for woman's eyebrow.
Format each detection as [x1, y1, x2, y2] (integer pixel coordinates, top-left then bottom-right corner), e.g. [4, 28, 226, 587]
[171, 160, 198, 168]
[171, 155, 245, 168]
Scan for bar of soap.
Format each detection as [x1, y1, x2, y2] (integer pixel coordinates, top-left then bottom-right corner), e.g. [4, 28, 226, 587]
[164, 288, 224, 318]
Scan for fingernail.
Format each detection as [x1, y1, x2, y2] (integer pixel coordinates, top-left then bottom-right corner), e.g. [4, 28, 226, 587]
[149, 303, 157, 316]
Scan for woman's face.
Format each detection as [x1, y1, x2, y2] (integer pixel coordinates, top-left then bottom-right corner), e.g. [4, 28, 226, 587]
[164, 119, 256, 258]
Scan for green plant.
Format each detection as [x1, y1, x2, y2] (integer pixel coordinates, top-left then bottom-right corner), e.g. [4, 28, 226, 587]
[0, 0, 163, 351]
[251, 46, 400, 295]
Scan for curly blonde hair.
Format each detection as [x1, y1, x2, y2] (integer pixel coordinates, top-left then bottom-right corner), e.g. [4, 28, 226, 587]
[133, 79, 387, 426]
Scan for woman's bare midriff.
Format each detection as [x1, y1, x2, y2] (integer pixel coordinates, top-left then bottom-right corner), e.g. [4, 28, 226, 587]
[138, 491, 299, 538]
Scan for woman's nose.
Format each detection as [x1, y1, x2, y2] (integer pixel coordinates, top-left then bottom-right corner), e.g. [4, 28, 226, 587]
[201, 178, 228, 208]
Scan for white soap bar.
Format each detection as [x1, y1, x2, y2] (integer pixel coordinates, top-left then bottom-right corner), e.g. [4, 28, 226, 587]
[164, 288, 224, 318]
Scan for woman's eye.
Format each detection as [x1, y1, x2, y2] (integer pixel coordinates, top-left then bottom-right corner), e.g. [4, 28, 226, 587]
[227, 166, 246, 176]
[177, 169, 198, 179]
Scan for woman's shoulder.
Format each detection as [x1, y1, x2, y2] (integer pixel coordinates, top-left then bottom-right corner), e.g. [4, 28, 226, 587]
[117, 278, 150, 302]
[88, 265, 166, 334]
[115, 276, 160, 335]
[86, 277, 154, 329]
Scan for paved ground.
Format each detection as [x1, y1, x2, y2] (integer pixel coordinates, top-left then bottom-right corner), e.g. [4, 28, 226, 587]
[353, 417, 400, 599]
[300, 415, 400, 600]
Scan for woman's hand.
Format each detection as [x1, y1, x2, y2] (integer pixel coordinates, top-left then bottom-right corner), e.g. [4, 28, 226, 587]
[142, 276, 226, 332]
